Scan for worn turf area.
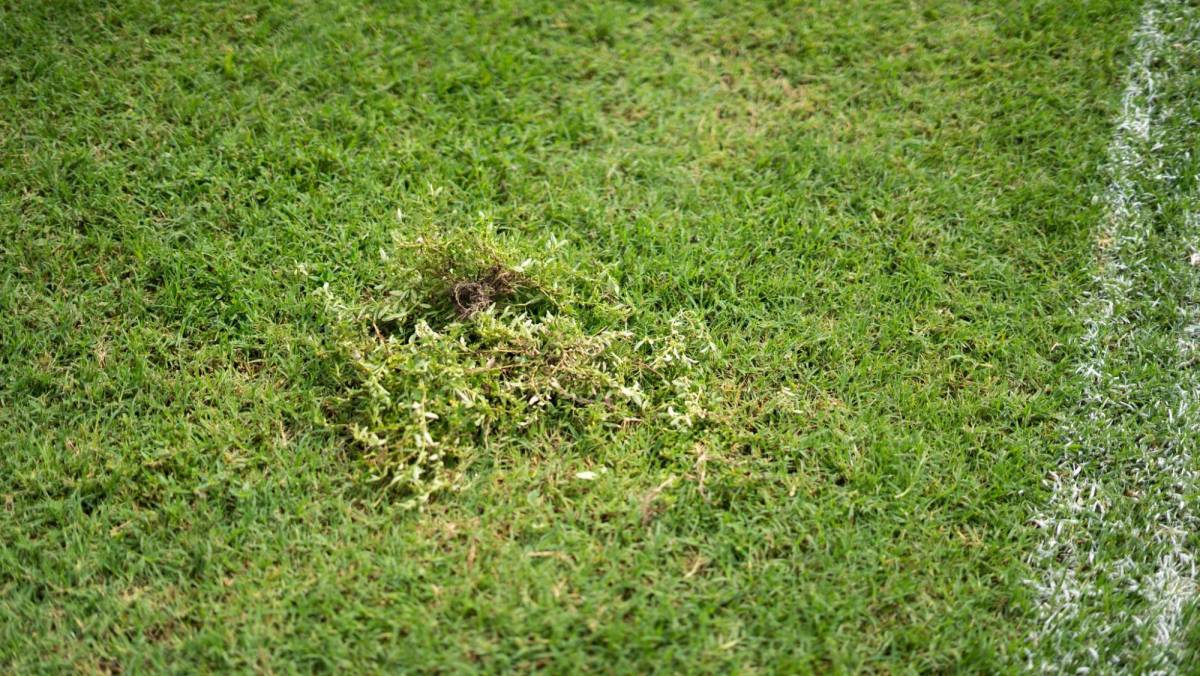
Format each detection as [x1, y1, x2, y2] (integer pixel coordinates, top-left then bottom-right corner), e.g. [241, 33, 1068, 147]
[0, 0, 1167, 671]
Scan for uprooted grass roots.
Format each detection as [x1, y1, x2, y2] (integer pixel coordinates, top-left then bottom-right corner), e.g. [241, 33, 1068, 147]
[451, 265, 520, 318]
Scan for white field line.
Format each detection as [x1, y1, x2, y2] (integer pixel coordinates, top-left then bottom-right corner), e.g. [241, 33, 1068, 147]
[1028, 0, 1200, 671]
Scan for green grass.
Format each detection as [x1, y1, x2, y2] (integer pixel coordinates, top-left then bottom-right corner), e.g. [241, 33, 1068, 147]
[0, 0, 1150, 671]
[1024, 2, 1200, 669]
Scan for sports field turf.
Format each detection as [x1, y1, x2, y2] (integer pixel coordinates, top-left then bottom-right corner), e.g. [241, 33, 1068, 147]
[3, 0, 1199, 672]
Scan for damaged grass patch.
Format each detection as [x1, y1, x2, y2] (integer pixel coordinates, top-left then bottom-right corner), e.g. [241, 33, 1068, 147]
[326, 230, 718, 508]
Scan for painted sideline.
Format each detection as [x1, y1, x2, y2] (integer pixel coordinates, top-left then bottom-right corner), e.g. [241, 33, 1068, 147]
[1027, 0, 1200, 672]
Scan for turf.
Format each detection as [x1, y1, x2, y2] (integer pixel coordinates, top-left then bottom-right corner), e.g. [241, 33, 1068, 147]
[0, 0, 1152, 671]
[1027, 2, 1200, 669]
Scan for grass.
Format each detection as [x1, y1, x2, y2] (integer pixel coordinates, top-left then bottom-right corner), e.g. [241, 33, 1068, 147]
[0, 0, 1165, 671]
[1026, 2, 1200, 669]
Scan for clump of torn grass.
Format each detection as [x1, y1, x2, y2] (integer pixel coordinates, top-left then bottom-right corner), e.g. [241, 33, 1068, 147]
[326, 228, 717, 508]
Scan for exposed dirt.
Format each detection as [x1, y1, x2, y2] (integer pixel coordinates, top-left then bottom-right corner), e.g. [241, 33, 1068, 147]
[450, 265, 520, 318]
